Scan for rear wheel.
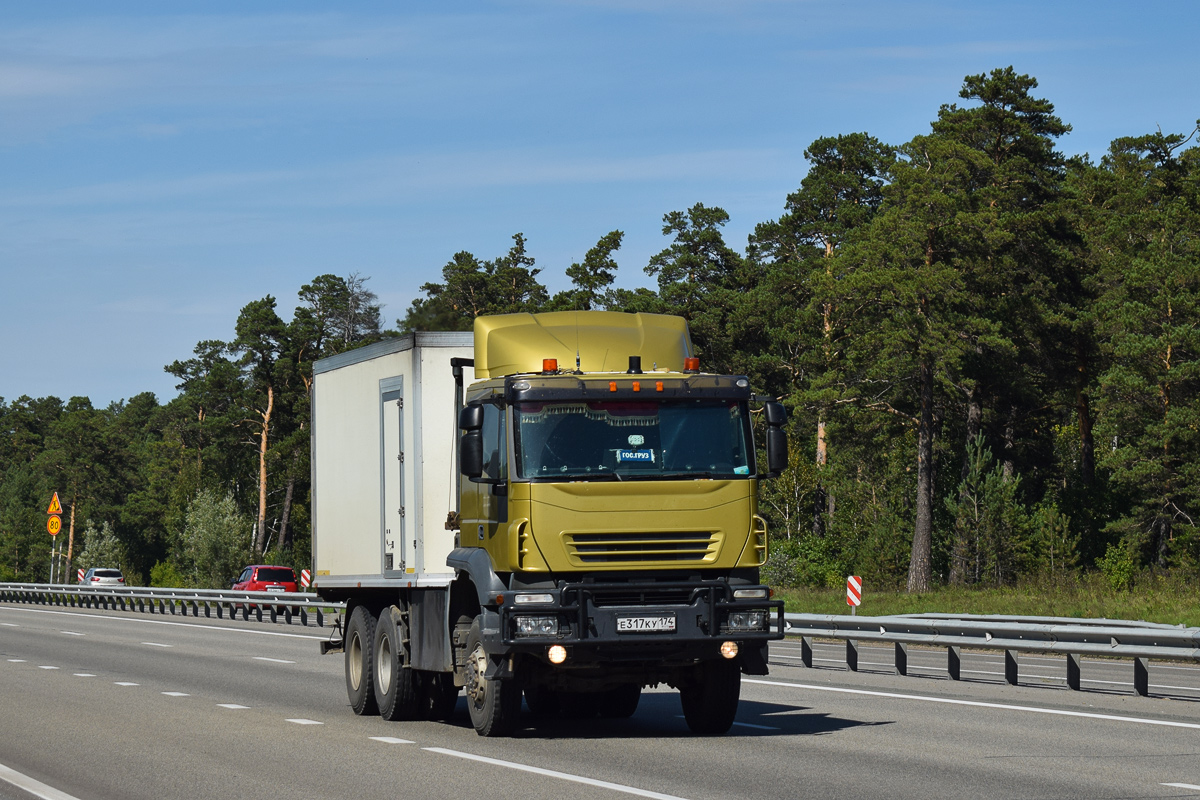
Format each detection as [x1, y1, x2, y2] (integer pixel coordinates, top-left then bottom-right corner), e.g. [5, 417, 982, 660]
[373, 606, 422, 720]
[463, 618, 520, 736]
[680, 659, 740, 735]
[599, 683, 641, 719]
[420, 670, 460, 721]
[556, 691, 600, 719]
[344, 605, 379, 716]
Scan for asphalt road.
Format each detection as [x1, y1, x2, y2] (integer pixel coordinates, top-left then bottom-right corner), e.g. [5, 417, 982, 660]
[2, 603, 1200, 800]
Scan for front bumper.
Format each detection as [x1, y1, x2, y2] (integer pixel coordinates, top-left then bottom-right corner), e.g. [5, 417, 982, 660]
[493, 579, 783, 664]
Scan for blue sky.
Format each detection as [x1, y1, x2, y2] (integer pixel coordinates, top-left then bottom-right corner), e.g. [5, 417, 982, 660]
[2, 1, 1198, 406]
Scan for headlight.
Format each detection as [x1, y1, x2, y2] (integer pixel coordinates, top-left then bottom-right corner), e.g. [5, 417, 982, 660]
[514, 615, 560, 636]
[733, 588, 768, 600]
[722, 610, 768, 632]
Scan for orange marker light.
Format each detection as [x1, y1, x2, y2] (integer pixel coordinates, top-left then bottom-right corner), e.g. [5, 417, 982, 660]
[656, 381, 664, 392]
[609, 381, 617, 392]
[632, 381, 640, 392]
[543, 358, 558, 373]
[684, 357, 700, 371]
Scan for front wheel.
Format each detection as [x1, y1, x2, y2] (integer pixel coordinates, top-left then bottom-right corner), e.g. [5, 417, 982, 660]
[463, 618, 520, 736]
[680, 659, 740, 734]
[344, 605, 379, 716]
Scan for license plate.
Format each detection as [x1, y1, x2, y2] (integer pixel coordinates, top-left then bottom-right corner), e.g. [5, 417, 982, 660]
[266, 586, 285, 593]
[616, 614, 676, 633]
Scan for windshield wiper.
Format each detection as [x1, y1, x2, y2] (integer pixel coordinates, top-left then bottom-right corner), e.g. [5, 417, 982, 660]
[535, 471, 623, 482]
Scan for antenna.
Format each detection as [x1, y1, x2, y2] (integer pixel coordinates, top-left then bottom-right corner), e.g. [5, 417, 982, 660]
[575, 311, 581, 372]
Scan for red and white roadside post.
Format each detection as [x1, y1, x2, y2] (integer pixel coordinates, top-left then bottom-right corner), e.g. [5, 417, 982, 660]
[300, 569, 312, 590]
[77, 568, 85, 583]
[847, 575, 862, 616]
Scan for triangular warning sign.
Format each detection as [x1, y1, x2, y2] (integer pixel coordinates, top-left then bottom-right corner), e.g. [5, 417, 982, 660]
[47, 492, 63, 515]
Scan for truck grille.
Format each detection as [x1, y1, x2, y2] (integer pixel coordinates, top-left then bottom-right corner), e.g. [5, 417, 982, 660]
[565, 531, 718, 565]
[587, 587, 697, 607]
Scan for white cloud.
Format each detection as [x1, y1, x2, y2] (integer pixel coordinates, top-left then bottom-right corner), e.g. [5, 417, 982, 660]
[0, 62, 127, 98]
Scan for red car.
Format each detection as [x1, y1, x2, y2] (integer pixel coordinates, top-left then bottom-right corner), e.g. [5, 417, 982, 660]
[231, 565, 298, 594]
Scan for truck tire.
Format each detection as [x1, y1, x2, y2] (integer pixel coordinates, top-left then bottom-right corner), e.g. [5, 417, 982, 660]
[420, 670, 460, 721]
[523, 685, 560, 718]
[599, 684, 641, 719]
[680, 659, 740, 735]
[373, 606, 422, 720]
[345, 605, 379, 716]
[463, 618, 520, 736]
[557, 691, 599, 718]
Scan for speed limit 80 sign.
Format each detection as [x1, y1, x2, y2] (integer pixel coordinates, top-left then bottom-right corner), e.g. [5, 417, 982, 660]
[47, 491, 63, 537]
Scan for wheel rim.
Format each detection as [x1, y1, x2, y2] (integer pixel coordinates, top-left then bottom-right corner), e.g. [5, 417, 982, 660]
[348, 630, 363, 691]
[377, 631, 393, 694]
[465, 643, 488, 706]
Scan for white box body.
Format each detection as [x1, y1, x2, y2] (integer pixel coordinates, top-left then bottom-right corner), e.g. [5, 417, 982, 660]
[311, 333, 473, 590]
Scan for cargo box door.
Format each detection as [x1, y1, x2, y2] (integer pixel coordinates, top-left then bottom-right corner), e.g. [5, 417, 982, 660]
[381, 379, 406, 574]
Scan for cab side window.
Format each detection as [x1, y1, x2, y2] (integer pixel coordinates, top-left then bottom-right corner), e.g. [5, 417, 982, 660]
[481, 404, 507, 482]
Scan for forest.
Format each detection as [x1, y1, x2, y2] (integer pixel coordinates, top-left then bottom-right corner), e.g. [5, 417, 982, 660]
[2, 67, 1197, 595]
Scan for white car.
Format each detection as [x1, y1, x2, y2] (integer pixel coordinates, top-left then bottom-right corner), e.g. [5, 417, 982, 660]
[80, 567, 125, 586]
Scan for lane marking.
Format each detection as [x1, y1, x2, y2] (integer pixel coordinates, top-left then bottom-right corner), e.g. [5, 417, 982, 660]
[60, 631, 85, 637]
[0, 622, 18, 627]
[7, 659, 26, 663]
[141, 642, 172, 648]
[114, 682, 139, 687]
[218, 704, 250, 709]
[782, 642, 1200, 675]
[0, 606, 327, 641]
[287, 718, 322, 725]
[673, 715, 779, 731]
[253, 657, 296, 664]
[74, 674, 95, 678]
[732, 720, 779, 730]
[162, 692, 190, 697]
[425, 747, 691, 800]
[38, 666, 59, 670]
[370, 736, 415, 744]
[0, 759, 84, 800]
[1163, 783, 1200, 791]
[744, 679, 1200, 730]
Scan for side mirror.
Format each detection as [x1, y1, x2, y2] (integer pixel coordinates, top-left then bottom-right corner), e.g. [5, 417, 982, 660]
[460, 431, 483, 478]
[762, 401, 788, 477]
[459, 405, 484, 431]
[459, 404, 484, 478]
[764, 401, 787, 427]
[766, 427, 788, 475]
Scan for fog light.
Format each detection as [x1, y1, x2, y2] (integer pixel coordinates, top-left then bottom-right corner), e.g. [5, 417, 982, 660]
[548, 645, 567, 664]
[720, 641, 739, 659]
[515, 615, 559, 636]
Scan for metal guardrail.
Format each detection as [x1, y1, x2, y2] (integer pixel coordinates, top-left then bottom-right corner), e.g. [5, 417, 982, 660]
[782, 612, 1200, 697]
[0, 582, 345, 628]
[5, 583, 1197, 698]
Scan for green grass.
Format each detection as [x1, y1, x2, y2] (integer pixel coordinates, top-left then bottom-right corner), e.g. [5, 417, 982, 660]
[776, 572, 1200, 627]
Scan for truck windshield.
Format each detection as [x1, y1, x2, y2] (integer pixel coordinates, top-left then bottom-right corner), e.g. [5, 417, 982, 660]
[514, 399, 753, 480]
